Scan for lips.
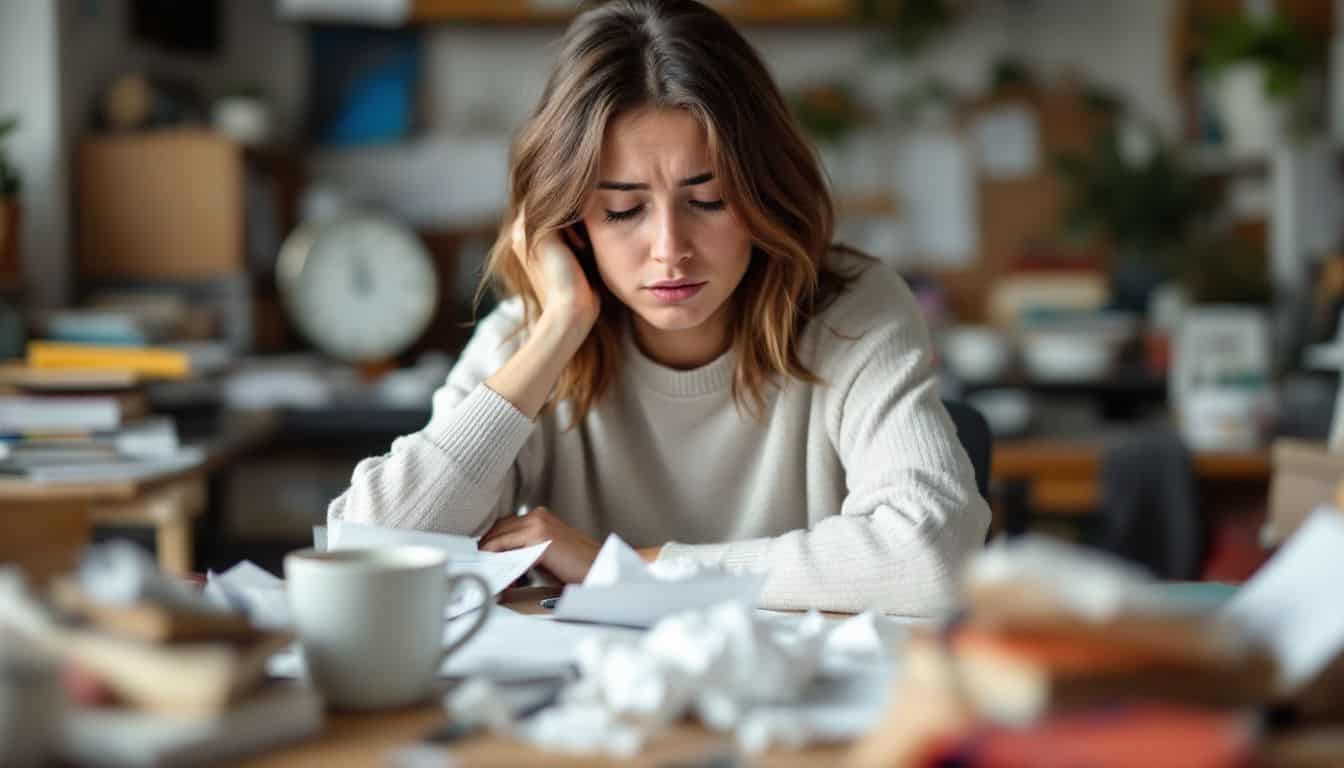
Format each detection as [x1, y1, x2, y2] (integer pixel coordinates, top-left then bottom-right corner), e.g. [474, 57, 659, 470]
[645, 281, 706, 304]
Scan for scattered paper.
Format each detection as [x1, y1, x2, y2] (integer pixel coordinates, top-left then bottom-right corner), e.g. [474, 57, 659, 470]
[205, 562, 291, 630]
[207, 530, 546, 627]
[327, 521, 477, 557]
[552, 535, 765, 627]
[1223, 508, 1344, 692]
[80, 541, 218, 612]
[269, 607, 636, 681]
[328, 521, 549, 618]
[486, 602, 900, 756]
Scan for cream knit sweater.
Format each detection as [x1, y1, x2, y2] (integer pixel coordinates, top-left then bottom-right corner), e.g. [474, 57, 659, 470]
[328, 254, 990, 616]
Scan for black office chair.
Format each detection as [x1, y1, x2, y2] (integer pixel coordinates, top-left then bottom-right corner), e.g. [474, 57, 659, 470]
[943, 399, 992, 503]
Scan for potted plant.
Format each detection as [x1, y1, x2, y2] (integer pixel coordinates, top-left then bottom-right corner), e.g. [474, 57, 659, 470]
[790, 82, 876, 195]
[1201, 13, 1321, 156]
[1055, 119, 1212, 312]
[0, 115, 20, 287]
[856, 0, 968, 58]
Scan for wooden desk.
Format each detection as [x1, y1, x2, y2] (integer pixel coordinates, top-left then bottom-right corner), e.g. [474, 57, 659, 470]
[0, 411, 275, 584]
[993, 437, 1272, 515]
[243, 590, 852, 767]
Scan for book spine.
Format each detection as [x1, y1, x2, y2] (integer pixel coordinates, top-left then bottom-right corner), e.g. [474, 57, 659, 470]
[27, 343, 191, 378]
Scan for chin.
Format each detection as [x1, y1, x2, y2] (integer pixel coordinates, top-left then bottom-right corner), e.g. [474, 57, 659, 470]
[634, 308, 710, 332]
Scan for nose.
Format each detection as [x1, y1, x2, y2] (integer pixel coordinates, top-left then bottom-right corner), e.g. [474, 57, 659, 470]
[651, 207, 693, 265]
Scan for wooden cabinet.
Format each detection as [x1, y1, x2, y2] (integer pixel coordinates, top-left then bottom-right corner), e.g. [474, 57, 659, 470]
[410, 0, 854, 24]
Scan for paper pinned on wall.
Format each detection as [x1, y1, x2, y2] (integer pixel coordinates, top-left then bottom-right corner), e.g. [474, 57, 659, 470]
[895, 133, 977, 267]
[972, 105, 1041, 179]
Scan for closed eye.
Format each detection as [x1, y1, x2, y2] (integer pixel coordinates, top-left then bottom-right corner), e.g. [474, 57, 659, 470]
[604, 205, 644, 222]
[690, 199, 726, 212]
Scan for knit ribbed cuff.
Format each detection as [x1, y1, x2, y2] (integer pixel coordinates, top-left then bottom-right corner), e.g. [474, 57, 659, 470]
[659, 537, 773, 575]
[422, 383, 534, 483]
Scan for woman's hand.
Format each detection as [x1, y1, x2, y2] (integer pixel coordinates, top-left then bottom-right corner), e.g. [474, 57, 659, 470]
[511, 210, 600, 337]
[480, 506, 602, 584]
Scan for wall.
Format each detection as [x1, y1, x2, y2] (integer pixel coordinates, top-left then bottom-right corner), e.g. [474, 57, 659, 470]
[0, 0, 68, 309]
[423, 1, 1177, 135]
[21, 0, 1181, 308]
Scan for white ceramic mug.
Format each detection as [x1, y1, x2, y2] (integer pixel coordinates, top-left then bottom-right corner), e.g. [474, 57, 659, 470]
[284, 546, 491, 710]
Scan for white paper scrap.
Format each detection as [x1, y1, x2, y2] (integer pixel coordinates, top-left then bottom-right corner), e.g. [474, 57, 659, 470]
[553, 535, 765, 627]
[1223, 507, 1344, 692]
[328, 521, 549, 618]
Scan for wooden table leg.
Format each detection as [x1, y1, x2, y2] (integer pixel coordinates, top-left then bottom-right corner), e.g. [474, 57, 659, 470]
[89, 477, 207, 577]
[0, 500, 92, 587]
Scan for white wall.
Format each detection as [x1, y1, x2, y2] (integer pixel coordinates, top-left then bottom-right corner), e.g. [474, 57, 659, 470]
[0, 0, 68, 309]
[422, 1, 1176, 136]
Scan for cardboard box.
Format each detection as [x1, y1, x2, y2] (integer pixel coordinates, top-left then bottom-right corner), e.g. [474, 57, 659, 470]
[1265, 439, 1344, 547]
[78, 130, 243, 281]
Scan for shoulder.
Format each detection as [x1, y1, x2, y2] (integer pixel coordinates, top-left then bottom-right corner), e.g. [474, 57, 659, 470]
[807, 249, 927, 355]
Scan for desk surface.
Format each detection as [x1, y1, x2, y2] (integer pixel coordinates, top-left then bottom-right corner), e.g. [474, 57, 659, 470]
[241, 590, 853, 766]
[993, 437, 1272, 479]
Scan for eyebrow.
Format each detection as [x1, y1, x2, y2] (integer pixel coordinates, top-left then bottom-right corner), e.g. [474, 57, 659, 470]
[597, 172, 714, 191]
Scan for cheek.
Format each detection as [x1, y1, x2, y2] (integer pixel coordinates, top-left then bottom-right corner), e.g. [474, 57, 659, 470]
[585, 221, 641, 291]
[699, 217, 753, 267]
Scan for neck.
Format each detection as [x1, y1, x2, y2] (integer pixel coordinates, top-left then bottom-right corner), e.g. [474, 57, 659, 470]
[632, 304, 733, 370]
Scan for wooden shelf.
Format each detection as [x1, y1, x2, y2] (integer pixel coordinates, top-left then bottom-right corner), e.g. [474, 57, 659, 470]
[410, 0, 855, 24]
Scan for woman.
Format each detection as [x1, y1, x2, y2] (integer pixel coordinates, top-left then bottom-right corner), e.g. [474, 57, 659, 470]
[328, 0, 989, 616]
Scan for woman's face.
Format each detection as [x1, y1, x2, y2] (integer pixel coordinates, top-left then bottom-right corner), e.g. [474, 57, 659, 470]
[581, 107, 753, 368]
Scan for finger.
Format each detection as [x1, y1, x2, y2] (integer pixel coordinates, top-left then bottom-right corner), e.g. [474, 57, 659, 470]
[482, 516, 530, 542]
[480, 530, 540, 552]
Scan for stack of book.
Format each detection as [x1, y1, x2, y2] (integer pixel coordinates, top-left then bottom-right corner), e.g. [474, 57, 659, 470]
[851, 525, 1344, 768]
[42, 578, 322, 766]
[0, 342, 201, 483]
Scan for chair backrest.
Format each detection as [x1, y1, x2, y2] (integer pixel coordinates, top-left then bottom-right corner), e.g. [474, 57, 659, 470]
[943, 400, 992, 501]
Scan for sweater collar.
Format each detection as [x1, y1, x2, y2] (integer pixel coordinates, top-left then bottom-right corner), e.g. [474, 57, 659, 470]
[621, 322, 736, 398]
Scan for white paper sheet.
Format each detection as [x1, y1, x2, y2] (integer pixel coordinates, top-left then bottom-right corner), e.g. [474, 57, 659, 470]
[328, 521, 478, 557]
[328, 521, 550, 618]
[1223, 507, 1344, 691]
[208, 523, 549, 625]
[553, 535, 765, 628]
[205, 562, 292, 630]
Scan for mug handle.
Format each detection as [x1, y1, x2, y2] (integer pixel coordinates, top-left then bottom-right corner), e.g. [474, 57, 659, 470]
[437, 573, 492, 665]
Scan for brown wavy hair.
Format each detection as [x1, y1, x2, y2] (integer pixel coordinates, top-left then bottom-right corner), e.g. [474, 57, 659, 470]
[480, 0, 858, 423]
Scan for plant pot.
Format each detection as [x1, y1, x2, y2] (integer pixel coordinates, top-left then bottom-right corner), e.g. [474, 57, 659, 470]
[1212, 64, 1287, 157]
[0, 197, 19, 287]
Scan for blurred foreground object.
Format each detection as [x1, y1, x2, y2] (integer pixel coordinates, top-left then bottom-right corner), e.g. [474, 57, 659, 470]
[0, 545, 321, 767]
[851, 510, 1344, 767]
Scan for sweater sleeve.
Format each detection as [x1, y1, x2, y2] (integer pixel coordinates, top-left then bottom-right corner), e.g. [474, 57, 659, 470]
[658, 272, 991, 617]
[325, 299, 541, 537]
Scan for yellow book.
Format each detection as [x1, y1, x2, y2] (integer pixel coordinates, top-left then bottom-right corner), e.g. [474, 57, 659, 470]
[27, 342, 191, 379]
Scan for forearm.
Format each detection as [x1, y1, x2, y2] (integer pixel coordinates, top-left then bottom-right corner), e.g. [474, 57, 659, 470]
[486, 310, 591, 418]
[659, 508, 977, 617]
[327, 384, 533, 534]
